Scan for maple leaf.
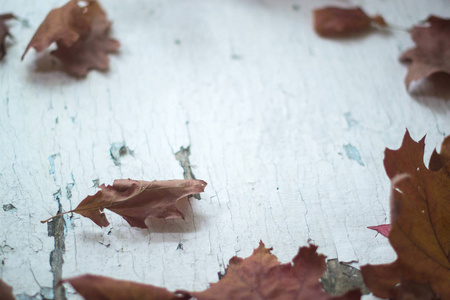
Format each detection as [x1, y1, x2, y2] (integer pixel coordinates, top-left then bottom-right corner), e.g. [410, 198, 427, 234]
[400, 16, 450, 89]
[41, 179, 207, 228]
[313, 7, 387, 38]
[367, 136, 450, 239]
[189, 241, 361, 300]
[429, 135, 450, 172]
[0, 13, 15, 60]
[64, 274, 188, 300]
[0, 279, 15, 300]
[367, 224, 390, 237]
[22, 0, 119, 77]
[64, 242, 361, 300]
[361, 131, 450, 299]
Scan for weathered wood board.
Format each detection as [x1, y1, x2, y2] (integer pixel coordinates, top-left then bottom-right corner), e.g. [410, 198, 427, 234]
[1, 0, 449, 299]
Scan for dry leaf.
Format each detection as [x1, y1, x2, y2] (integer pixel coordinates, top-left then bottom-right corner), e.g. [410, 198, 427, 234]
[64, 274, 188, 300]
[367, 224, 390, 237]
[0, 279, 15, 300]
[190, 241, 361, 300]
[400, 16, 450, 89]
[42, 179, 207, 228]
[64, 243, 361, 300]
[22, 0, 119, 76]
[0, 13, 15, 60]
[429, 135, 450, 171]
[361, 131, 450, 299]
[313, 7, 386, 37]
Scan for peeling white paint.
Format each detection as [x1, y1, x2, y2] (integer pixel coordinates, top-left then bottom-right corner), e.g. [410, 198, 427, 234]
[1, 0, 449, 299]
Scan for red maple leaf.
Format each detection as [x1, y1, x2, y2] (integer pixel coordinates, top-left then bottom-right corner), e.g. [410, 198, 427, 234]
[361, 131, 450, 299]
[63, 242, 361, 300]
[190, 242, 361, 300]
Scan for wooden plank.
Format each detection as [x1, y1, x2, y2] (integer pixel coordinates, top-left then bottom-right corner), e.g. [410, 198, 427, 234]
[1, 0, 449, 298]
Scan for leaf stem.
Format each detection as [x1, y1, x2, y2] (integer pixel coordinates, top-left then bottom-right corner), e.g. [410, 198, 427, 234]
[373, 22, 410, 33]
[41, 210, 74, 223]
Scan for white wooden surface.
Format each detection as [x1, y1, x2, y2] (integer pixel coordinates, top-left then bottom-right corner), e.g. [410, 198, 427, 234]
[1, 0, 450, 299]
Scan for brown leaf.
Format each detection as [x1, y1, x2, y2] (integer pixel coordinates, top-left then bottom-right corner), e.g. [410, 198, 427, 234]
[63, 243, 360, 300]
[400, 16, 450, 89]
[313, 7, 386, 38]
[190, 241, 361, 300]
[361, 131, 450, 299]
[64, 274, 188, 300]
[429, 135, 450, 171]
[0, 279, 15, 300]
[0, 13, 15, 60]
[22, 0, 119, 76]
[42, 179, 207, 228]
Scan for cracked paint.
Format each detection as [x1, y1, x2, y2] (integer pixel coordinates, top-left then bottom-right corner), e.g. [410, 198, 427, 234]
[344, 112, 358, 129]
[47, 154, 58, 182]
[47, 189, 67, 300]
[175, 146, 200, 199]
[15, 286, 54, 300]
[2, 204, 16, 212]
[321, 259, 369, 296]
[110, 142, 134, 166]
[65, 183, 74, 201]
[92, 178, 100, 188]
[177, 242, 183, 250]
[343, 144, 364, 166]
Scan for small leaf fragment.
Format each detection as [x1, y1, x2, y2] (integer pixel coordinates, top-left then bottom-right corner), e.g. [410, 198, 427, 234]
[0, 13, 15, 60]
[429, 135, 450, 171]
[22, 0, 119, 76]
[0, 279, 15, 300]
[400, 16, 450, 89]
[42, 179, 207, 228]
[64, 274, 188, 300]
[367, 224, 390, 237]
[313, 7, 387, 37]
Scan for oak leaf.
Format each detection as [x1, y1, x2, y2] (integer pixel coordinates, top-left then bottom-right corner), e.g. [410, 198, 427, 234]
[190, 241, 361, 300]
[64, 274, 188, 300]
[22, 0, 119, 77]
[361, 131, 450, 299]
[367, 224, 390, 237]
[313, 7, 386, 37]
[42, 179, 207, 228]
[400, 16, 450, 89]
[0, 13, 15, 60]
[0, 279, 15, 300]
